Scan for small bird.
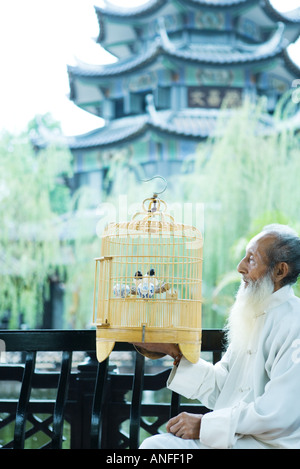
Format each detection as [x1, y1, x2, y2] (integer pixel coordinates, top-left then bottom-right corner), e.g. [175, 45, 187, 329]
[138, 280, 155, 299]
[134, 270, 143, 286]
[131, 270, 143, 295]
[145, 268, 159, 287]
[113, 284, 130, 298]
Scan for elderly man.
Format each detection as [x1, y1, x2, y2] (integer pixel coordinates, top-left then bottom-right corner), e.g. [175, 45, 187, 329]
[137, 224, 300, 449]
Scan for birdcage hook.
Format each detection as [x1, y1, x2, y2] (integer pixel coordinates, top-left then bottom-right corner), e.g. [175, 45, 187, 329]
[140, 175, 168, 213]
[140, 175, 167, 196]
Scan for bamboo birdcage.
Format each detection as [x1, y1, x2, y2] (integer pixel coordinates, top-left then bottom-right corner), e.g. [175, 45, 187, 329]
[93, 188, 203, 364]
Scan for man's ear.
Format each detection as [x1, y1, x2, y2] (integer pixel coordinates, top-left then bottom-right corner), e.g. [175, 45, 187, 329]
[274, 262, 289, 283]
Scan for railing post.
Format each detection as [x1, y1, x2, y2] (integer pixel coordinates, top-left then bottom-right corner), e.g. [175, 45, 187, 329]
[52, 351, 72, 449]
[170, 391, 181, 419]
[104, 368, 130, 449]
[70, 352, 98, 449]
[13, 351, 36, 449]
[90, 358, 109, 449]
[129, 350, 145, 449]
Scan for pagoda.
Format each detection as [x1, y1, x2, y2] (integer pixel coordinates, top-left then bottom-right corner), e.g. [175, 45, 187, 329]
[38, 0, 300, 194]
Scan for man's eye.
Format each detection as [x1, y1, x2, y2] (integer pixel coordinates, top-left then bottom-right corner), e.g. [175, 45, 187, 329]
[249, 256, 255, 263]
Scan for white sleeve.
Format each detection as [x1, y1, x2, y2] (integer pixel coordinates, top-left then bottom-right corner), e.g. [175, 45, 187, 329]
[167, 353, 243, 449]
[200, 406, 242, 449]
[167, 349, 231, 410]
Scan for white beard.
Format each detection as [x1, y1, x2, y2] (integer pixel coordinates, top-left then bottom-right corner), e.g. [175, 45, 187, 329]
[225, 274, 275, 354]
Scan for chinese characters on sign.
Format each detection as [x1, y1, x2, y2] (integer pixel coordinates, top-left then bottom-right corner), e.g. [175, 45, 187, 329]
[188, 86, 242, 109]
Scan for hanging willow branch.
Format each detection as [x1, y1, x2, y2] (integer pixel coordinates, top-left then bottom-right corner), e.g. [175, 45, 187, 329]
[0, 129, 73, 328]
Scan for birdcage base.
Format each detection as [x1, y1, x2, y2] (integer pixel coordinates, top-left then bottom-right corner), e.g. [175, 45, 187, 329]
[96, 340, 115, 363]
[95, 326, 201, 363]
[178, 343, 200, 364]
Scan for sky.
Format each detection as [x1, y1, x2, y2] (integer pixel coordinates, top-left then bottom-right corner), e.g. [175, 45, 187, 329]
[0, 0, 299, 136]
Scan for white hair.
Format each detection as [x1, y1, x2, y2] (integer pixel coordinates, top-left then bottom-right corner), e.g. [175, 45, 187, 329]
[262, 224, 300, 287]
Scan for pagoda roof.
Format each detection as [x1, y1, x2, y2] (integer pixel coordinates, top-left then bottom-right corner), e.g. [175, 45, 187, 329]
[32, 95, 300, 152]
[96, 0, 300, 59]
[33, 106, 228, 151]
[95, 0, 300, 29]
[262, 1, 300, 24]
[96, 0, 300, 19]
[68, 22, 294, 82]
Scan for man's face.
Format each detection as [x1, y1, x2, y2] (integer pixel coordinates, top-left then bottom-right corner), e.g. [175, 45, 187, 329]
[237, 233, 275, 288]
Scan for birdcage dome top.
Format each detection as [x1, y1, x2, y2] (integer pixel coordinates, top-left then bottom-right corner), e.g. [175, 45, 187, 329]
[100, 193, 203, 249]
[102, 219, 202, 246]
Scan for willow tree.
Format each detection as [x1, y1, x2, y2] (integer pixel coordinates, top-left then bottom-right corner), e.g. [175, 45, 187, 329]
[0, 129, 72, 328]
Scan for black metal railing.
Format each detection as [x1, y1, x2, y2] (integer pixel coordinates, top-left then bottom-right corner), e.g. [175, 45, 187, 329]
[0, 329, 224, 449]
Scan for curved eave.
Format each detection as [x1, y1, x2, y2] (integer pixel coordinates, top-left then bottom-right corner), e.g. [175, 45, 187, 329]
[262, 0, 300, 25]
[95, 0, 167, 44]
[68, 124, 207, 151]
[148, 120, 210, 141]
[177, 0, 257, 9]
[281, 48, 300, 77]
[96, 0, 300, 48]
[95, 1, 261, 53]
[162, 24, 286, 66]
[33, 107, 300, 152]
[95, 0, 167, 21]
[95, 0, 257, 43]
[67, 41, 161, 80]
[68, 24, 287, 84]
[31, 117, 146, 151]
[68, 122, 149, 151]
[96, 0, 257, 21]
[97, 0, 300, 21]
[34, 114, 212, 151]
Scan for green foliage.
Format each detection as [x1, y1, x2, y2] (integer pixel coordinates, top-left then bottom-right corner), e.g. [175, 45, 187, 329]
[28, 113, 63, 135]
[0, 127, 73, 327]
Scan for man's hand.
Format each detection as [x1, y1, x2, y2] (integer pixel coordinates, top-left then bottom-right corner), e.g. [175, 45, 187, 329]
[132, 342, 181, 360]
[166, 412, 203, 440]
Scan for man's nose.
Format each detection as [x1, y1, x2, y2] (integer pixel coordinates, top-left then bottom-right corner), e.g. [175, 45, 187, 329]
[237, 257, 246, 274]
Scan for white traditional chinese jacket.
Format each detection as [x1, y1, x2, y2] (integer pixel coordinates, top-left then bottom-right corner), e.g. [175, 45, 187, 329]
[167, 285, 300, 449]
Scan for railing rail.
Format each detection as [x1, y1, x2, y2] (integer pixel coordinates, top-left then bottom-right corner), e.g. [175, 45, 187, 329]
[0, 329, 224, 449]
